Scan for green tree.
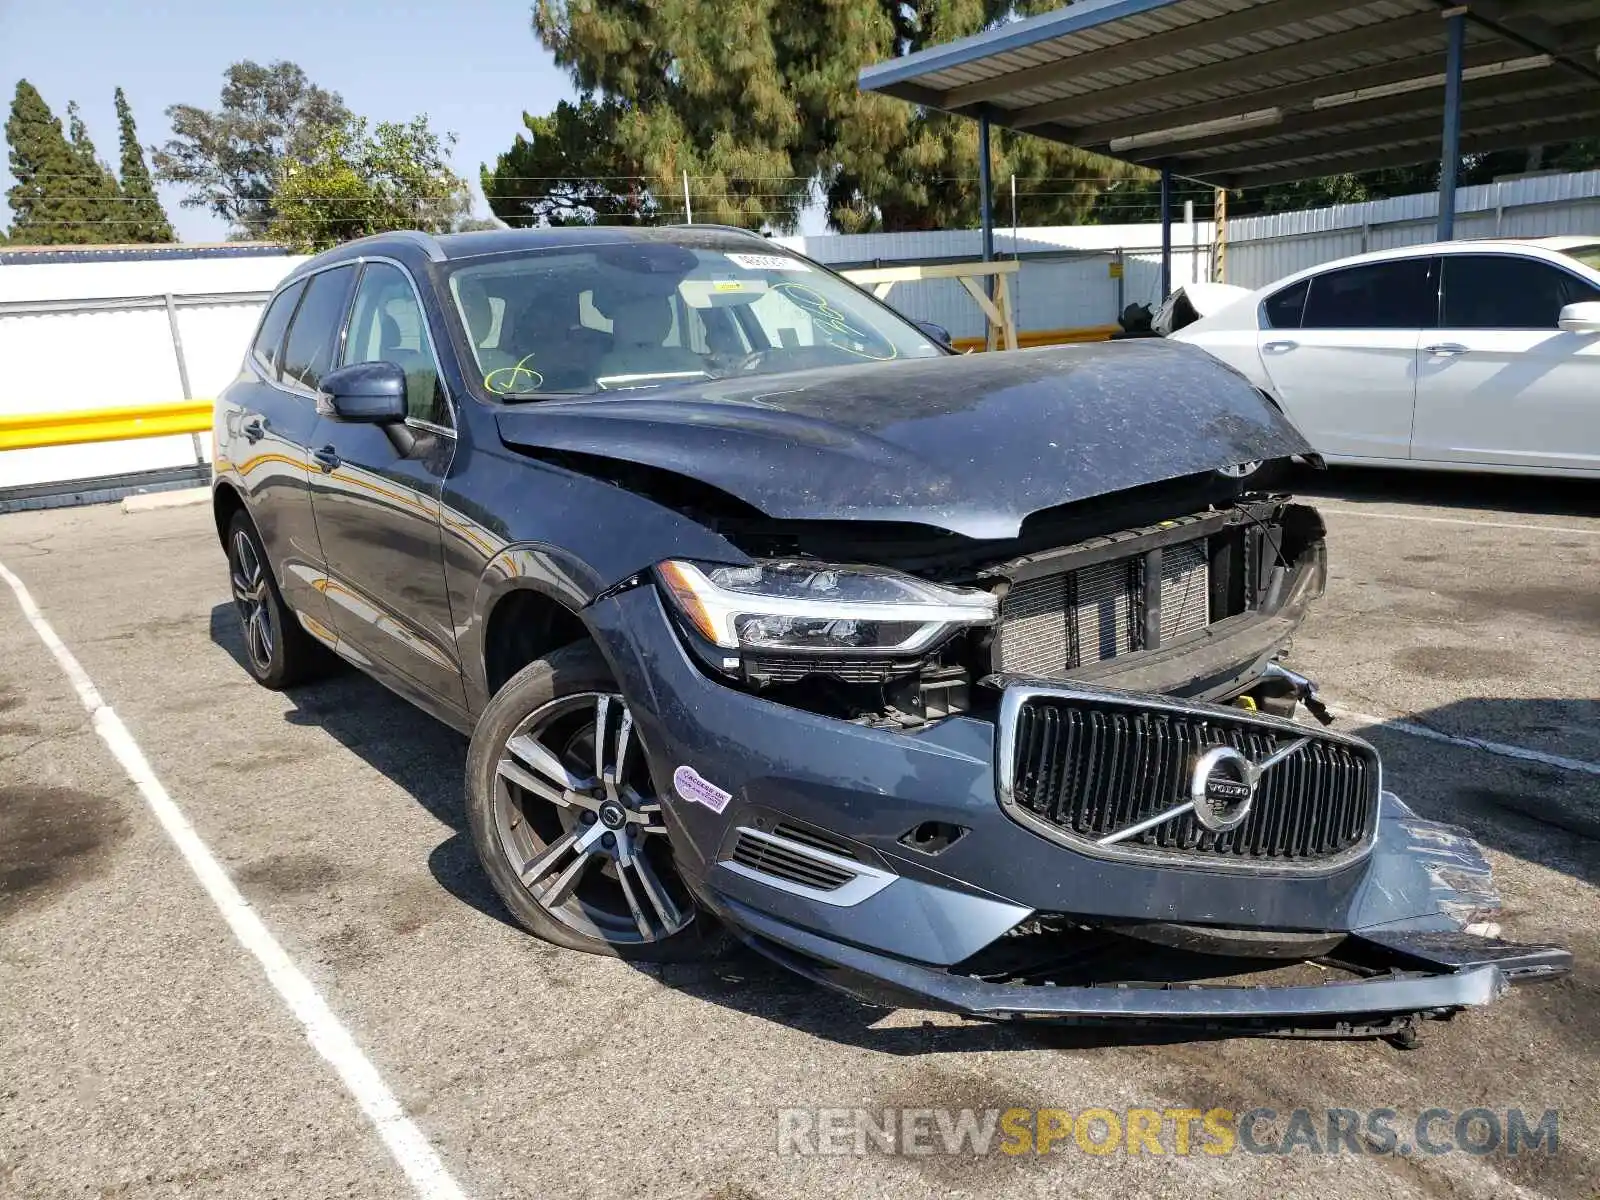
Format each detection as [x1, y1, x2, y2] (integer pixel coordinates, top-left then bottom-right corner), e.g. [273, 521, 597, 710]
[6, 81, 88, 244]
[114, 88, 174, 242]
[269, 115, 470, 252]
[482, 97, 658, 226]
[64, 101, 124, 242]
[154, 61, 350, 238]
[521, 0, 1143, 233]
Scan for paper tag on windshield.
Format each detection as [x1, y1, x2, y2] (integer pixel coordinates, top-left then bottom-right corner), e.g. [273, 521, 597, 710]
[726, 252, 810, 273]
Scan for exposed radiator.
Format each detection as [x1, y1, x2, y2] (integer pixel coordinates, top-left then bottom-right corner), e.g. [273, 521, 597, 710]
[998, 539, 1211, 677]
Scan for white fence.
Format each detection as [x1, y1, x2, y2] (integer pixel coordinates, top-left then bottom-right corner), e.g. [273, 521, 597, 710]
[0, 253, 307, 496]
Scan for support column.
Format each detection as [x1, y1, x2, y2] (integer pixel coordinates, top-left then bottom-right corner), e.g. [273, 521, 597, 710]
[1439, 8, 1465, 240]
[978, 114, 995, 263]
[1159, 163, 1173, 298]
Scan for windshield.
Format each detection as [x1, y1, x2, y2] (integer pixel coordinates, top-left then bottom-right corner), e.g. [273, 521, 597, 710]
[445, 241, 943, 397]
[1559, 242, 1600, 273]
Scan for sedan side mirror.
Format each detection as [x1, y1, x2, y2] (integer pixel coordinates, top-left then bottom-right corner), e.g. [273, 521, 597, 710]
[318, 361, 407, 422]
[1557, 300, 1600, 334]
[913, 320, 953, 347]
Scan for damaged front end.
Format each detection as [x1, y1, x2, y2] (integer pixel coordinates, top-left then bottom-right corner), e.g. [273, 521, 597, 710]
[706, 687, 1571, 1041]
[500, 344, 1569, 1039]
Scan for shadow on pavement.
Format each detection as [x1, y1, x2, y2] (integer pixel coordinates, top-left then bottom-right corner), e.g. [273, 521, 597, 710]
[208, 602, 520, 931]
[1284, 462, 1599, 519]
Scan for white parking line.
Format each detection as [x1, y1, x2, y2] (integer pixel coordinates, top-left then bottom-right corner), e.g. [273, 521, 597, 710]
[1315, 507, 1599, 536]
[1328, 704, 1600, 778]
[0, 559, 469, 1200]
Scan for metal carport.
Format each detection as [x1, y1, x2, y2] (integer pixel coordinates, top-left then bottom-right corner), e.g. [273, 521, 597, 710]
[860, 0, 1600, 294]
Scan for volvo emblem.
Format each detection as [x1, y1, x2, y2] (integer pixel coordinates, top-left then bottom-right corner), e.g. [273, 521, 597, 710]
[1190, 746, 1257, 832]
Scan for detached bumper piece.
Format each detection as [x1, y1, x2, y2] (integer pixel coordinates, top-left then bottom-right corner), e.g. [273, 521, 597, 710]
[721, 898, 1571, 1040]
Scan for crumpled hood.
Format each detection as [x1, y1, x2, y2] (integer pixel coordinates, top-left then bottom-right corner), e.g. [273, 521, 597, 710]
[495, 340, 1311, 539]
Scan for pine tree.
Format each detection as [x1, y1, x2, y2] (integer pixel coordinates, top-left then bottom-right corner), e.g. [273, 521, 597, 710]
[114, 88, 174, 242]
[5, 80, 84, 244]
[65, 100, 123, 243]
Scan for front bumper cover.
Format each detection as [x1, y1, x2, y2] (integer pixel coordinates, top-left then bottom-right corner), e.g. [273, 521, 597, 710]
[719, 898, 1567, 1027]
[585, 585, 1572, 1032]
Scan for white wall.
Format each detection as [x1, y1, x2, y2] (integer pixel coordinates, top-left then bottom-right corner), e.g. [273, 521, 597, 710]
[0, 253, 306, 490]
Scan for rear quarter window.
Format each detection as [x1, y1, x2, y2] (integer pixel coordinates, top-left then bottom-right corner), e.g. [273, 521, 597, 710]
[1262, 278, 1309, 329]
[250, 280, 306, 379]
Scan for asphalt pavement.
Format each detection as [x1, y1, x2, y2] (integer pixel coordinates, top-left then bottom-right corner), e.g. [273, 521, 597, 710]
[1, 466, 1596, 1200]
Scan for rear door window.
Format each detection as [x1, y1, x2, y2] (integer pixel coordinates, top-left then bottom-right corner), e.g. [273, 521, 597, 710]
[1441, 254, 1600, 329]
[1302, 258, 1436, 330]
[250, 279, 306, 379]
[281, 265, 358, 391]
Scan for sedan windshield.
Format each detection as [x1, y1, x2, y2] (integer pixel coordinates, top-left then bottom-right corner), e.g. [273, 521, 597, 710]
[445, 241, 943, 397]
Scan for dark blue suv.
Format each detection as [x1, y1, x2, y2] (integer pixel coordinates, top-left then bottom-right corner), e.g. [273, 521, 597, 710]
[213, 226, 1565, 1037]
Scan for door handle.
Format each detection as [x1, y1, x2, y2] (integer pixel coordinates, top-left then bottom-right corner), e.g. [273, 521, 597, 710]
[1423, 343, 1471, 356]
[241, 416, 267, 443]
[312, 445, 342, 473]
[1262, 340, 1296, 352]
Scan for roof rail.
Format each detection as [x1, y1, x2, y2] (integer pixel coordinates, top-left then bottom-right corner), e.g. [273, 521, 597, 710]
[665, 223, 767, 239]
[336, 229, 447, 262]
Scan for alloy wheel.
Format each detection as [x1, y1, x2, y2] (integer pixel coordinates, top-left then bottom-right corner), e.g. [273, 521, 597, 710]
[230, 529, 275, 673]
[492, 692, 693, 945]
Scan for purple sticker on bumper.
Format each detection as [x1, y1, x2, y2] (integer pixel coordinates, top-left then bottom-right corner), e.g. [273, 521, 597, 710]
[673, 764, 732, 814]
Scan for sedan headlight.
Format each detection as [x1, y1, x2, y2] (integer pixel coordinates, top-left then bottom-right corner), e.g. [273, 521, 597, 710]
[656, 559, 997, 656]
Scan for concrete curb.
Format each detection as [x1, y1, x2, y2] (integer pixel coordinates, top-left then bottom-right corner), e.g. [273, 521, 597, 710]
[122, 487, 210, 514]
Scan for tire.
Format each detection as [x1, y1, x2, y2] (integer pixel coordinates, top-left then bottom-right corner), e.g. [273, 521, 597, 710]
[225, 510, 329, 690]
[464, 641, 728, 962]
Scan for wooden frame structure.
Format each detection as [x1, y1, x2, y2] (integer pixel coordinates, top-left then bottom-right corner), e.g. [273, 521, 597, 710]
[840, 259, 1020, 351]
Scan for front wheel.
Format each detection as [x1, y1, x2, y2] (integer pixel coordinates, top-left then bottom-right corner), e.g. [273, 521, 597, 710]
[464, 641, 727, 962]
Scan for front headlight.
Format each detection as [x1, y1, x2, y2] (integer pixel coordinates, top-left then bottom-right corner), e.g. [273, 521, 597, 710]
[656, 559, 997, 655]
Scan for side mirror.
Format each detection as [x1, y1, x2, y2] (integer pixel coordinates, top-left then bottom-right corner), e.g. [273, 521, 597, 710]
[913, 319, 953, 347]
[318, 361, 407, 422]
[1557, 300, 1600, 334]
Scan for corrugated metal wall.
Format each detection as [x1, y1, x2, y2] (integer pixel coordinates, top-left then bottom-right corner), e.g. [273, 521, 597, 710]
[1225, 170, 1600, 288]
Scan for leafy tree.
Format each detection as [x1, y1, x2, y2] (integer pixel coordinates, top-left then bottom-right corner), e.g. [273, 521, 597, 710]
[114, 88, 173, 242]
[482, 97, 658, 226]
[154, 61, 350, 238]
[6, 81, 93, 244]
[521, 0, 1144, 233]
[268, 115, 470, 252]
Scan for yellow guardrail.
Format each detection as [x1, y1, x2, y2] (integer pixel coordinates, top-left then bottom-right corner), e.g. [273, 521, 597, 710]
[0, 400, 212, 452]
[951, 324, 1120, 353]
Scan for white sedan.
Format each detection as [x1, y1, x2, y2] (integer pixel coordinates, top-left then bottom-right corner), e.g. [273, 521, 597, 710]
[1173, 237, 1600, 478]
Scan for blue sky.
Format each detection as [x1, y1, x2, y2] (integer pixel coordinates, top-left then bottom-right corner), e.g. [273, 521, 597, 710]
[0, 0, 574, 241]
